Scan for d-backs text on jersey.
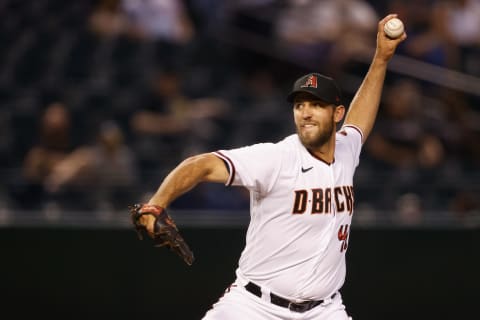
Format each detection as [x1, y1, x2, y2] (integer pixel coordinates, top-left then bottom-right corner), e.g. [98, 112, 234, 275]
[292, 186, 354, 215]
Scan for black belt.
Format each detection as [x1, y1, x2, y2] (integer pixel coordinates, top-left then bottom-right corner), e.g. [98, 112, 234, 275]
[244, 281, 335, 313]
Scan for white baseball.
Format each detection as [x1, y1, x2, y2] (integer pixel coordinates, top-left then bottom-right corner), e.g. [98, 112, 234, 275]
[384, 18, 404, 39]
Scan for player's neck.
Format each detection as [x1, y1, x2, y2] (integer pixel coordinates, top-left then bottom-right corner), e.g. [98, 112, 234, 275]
[307, 138, 336, 164]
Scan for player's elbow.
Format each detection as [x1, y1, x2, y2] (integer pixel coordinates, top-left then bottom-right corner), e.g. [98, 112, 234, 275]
[181, 153, 229, 183]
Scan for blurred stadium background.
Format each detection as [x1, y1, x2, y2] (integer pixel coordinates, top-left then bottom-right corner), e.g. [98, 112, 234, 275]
[0, 0, 479, 319]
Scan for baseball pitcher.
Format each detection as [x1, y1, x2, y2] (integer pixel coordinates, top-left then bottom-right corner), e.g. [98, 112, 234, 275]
[129, 14, 406, 320]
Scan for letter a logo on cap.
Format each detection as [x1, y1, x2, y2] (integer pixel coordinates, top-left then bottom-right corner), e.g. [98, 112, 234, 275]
[301, 75, 317, 88]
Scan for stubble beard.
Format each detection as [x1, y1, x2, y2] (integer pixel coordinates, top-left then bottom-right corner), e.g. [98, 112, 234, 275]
[297, 120, 335, 150]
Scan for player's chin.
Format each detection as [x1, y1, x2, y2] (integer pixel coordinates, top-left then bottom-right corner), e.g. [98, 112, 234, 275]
[299, 127, 319, 139]
[298, 132, 318, 147]
[299, 129, 332, 148]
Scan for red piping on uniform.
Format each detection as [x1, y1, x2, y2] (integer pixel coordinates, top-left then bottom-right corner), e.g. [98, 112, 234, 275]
[342, 125, 364, 141]
[214, 151, 236, 186]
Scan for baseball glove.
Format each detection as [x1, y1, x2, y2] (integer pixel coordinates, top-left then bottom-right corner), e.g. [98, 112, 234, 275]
[128, 204, 194, 266]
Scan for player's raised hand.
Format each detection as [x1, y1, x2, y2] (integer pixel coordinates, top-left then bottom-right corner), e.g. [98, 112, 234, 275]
[376, 14, 407, 62]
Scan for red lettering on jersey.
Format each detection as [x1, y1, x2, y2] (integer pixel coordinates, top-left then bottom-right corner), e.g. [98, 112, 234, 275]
[292, 190, 308, 214]
[342, 186, 354, 215]
[293, 186, 352, 215]
[334, 187, 345, 212]
[311, 188, 324, 214]
[325, 188, 332, 214]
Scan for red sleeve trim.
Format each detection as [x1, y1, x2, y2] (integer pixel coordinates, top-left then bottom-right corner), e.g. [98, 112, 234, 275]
[342, 124, 364, 142]
[213, 151, 235, 186]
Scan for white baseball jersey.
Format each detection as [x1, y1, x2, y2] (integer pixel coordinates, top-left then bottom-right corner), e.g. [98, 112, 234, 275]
[213, 125, 363, 302]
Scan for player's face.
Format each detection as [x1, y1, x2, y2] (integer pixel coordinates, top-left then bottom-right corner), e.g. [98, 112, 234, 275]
[293, 94, 337, 149]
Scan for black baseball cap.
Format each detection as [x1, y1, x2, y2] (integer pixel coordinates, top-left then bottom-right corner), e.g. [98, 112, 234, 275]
[286, 73, 342, 105]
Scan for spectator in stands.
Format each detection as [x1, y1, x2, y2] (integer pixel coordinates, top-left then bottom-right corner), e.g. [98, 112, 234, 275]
[89, 0, 131, 38]
[386, 0, 459, 69]
[13, 102, 74, 210]
[434, 0, 480, 49]
[433, 90, 480, 224]
[450, 190, 480, 226]
[365, 79, 445, 171]
[227, 68, 291, 146]
[89, 0, 195, 45]
[433, 90, 479, 168]
[394, 193, 424, 225]
[274, 0, 378, 72]
[120, 0, 195, 44]
[130, 68, 230, 172]
[433, 0, 480, 74]
[363, 79, 446, 217]
[44, 120, 139, 212]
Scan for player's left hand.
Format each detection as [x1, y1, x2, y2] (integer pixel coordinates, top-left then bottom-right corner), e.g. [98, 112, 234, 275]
[128, 204, 195, 266]
[376, 14, 407, 61]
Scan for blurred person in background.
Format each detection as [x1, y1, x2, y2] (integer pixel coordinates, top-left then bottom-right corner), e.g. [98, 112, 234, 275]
[394, 193, 424, 225]
[228, 68, 291, 146]
[130, 68, 230, 176]
[365, 79, 445, 171]
[44, 120, 138, 214]
[120, 0, 195, 44]
[449, 189, 480, 226]
[433, 0, 480, 74]
[89, 0, 131, 38]
[89, 0, 195, 44]
[432, 90, 480, 169]
[275, 0, 378, 73]
[363, 79, 445, 219]
[434, 91, 480, 225]
[387, 0, 459, 69]
[11, 102, 74, 211]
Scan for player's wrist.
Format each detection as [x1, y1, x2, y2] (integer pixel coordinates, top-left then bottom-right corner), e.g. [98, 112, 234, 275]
[372, 52, 390, 65]
[140, 204, 164, 215]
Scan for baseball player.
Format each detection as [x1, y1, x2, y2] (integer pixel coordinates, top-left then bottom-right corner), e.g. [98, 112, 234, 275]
[133, 14, 406, 320]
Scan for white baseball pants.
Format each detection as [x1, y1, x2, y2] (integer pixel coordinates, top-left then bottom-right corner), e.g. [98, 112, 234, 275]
[202, 280, 352, 320]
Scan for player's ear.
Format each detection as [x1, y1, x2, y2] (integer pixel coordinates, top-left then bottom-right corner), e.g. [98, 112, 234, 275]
[334, 105, 346, 123]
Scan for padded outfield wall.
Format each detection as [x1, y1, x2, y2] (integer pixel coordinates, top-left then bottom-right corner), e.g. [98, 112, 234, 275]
[1, 227, 478, 319]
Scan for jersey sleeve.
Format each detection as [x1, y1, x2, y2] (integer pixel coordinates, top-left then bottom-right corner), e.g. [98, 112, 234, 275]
[337, 124, 363, 168]
[213, 143, 283, 194]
